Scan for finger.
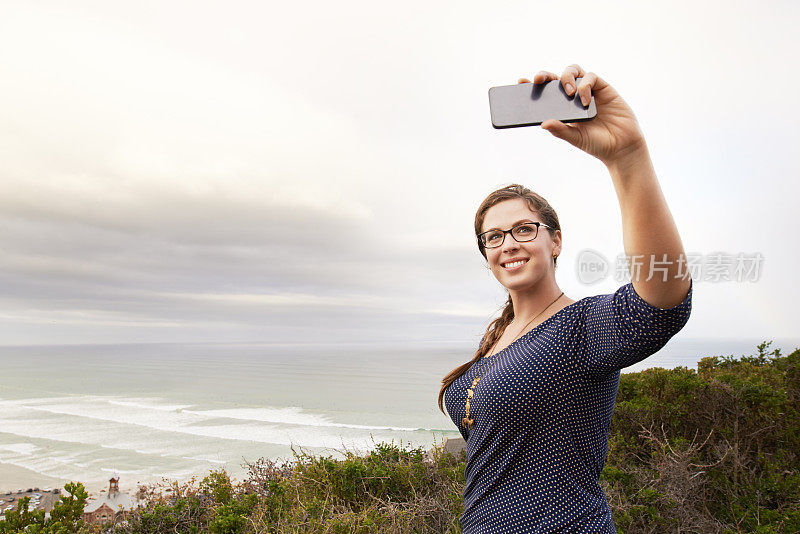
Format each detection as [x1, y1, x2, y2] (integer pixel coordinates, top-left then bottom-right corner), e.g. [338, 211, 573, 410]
[579, 71, 611, 104]
[541, 119, 582, 148]
[576, 72, 598, 107]
[561, 64, 586, 96]
[532, 70, 558, 85]
[518, 78, 531, 84]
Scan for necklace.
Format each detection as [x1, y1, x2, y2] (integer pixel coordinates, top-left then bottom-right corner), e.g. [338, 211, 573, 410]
[462, 290, 564, 430]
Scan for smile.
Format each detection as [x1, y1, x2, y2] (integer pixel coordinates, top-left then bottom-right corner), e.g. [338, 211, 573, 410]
[501, 259, 529, 271]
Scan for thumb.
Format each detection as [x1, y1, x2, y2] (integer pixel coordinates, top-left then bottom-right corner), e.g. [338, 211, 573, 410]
[541, 119, 582, 148]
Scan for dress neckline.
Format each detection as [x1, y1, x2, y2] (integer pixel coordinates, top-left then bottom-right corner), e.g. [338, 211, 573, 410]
[481, 297, 587, 361]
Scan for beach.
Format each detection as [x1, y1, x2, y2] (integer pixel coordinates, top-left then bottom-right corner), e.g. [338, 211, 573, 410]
[0, 461, 173, 497]
[0, 462, 71, 493]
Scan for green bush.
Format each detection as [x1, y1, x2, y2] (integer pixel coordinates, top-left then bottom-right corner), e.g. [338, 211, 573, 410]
[603, 341, 800, 533]
[0, 481, 88, 533]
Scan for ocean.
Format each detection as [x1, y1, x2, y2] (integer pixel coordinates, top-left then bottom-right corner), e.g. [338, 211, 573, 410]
[1, 338, 797, 492]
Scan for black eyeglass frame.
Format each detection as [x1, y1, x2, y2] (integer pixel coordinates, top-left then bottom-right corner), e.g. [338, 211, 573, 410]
[476, 222, 555, 249]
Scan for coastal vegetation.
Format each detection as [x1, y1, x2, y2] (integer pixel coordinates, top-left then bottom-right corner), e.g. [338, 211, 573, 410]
[2, 342, 797, 533]
[0, 482, 88, 533]
[602, 341, 800, 533]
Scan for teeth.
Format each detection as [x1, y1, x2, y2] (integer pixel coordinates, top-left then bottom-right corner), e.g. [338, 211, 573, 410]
[504, 260, 525, 268]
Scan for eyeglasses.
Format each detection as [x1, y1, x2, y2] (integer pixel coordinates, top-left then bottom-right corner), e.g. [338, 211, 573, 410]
[477, 222, 554, 249]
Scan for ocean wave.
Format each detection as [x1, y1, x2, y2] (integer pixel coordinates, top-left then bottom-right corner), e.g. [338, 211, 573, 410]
[99, 467, 143, 475]
[0, 443, 39, 455]
[182, 456, 228, 465]
[108, 399, 196, 412]
[182, 407, 425, 432]
[1, 395, 442, 433]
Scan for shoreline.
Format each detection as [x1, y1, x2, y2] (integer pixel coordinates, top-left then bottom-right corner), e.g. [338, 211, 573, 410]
[0, 462, 254, 499]
[0, 463, 74, 494]
[0, 463, 191, 497]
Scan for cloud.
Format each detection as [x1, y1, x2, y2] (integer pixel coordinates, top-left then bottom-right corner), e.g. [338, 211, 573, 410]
[0, 0, 798, 344]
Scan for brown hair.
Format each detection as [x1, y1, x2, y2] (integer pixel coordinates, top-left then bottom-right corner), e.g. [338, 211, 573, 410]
[437, 184, 561, 415]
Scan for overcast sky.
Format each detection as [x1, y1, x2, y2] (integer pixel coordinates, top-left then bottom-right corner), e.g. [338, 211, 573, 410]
[0, 0, 798, 346]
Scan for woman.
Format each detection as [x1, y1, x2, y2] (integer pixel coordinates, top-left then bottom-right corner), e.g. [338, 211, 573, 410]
[438, 65, 693, 533]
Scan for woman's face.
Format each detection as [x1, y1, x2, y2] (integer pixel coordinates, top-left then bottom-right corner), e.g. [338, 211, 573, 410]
[481, 198, 561, 292]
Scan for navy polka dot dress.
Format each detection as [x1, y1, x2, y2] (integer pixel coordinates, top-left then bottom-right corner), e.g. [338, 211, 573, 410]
[443, 281, 693, 533]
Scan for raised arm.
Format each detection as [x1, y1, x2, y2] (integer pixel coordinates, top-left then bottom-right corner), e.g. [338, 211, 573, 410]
[521, 64, 691, 309]
[604, 143, 690, 308]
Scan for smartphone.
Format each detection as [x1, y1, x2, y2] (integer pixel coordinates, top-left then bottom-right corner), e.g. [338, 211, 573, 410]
[488, 77, 597, 129]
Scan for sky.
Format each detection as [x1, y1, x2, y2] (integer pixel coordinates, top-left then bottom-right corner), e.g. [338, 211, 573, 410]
[0, 0, 798, 347]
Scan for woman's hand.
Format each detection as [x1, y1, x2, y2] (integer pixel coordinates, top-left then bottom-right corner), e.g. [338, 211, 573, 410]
[522, 67, 690, 309]
[520, 64, 647, 168]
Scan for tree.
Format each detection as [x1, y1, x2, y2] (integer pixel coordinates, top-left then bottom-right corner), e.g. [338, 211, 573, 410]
[0, 481, 88, 534]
